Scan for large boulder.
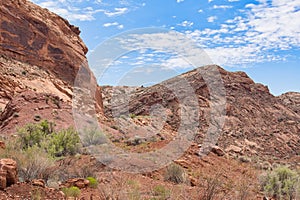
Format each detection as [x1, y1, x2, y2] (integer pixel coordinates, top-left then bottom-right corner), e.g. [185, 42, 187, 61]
[0, 158, 18, 190]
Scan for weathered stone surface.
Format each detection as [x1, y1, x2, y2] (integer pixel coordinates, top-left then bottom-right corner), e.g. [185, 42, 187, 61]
[0, 0, 104, 133]
[61, 178, 90, 189]
[31, 179, 45, 188]
[211, 146, 225, 157]
[0, 0, 87, 85]
[0, 159, 18, 190]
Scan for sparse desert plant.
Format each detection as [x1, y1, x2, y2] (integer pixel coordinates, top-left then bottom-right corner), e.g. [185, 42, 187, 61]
[199, 170, 233, 200]
[80, 127, 107, 147]
[86, 176, 98, 188]
[127, 179, 141, 200]
[61, 186, 81, 199]
[16, 146, 56, 181]
[152, 185, 171, 200]
[0, 141, 56, 182]
[129, 113, 136, 119]
[164, 163, 186, 184]
[261, 166, 300, 200]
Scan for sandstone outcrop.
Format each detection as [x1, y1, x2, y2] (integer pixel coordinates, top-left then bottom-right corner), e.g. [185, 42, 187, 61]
[0, 0, 104, 134]
[0, 0, 87, 85]
[0, 159, 18, 190]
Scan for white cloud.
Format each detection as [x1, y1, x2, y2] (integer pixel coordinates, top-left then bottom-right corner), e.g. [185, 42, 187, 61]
[178, 20, 194, 27]
[103, 22, 124, 29]
[117, 31, 213, 68]
[161, 56, 192, 69]
[176, 0, 184, 3]
[186, 0, 300, 67]
[30, 0, 102, 21]
[207, 16, 217, 22]
[213, 5, 233, 9]
[198, 9, 203, 13]
[228, 0, 239, 2]
[104, 7, 128, 17]
[30, 0, 131, 21]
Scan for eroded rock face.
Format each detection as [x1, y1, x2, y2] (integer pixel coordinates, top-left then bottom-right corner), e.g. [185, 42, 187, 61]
[61, 178, 89, 189]
[0, 159, 18, 190]
[0, 0, 88, 85]
[278, 92, 300, 114]
[0, 91, 74, 134]
[0, 0, 104, 134]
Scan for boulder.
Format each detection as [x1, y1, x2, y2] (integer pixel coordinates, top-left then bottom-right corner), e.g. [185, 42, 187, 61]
[211, 146, 225, 156]
[0, 141, 5, 149]
[0, 158, 18, 190]
[31, 179, 46, 188]
[61, 178, 89, 189]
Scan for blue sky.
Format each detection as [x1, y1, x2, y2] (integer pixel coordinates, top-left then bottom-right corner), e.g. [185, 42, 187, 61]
[30, 0, 300, 95]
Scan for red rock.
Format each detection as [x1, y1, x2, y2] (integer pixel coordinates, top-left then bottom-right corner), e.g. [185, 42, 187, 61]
[0, 141, 5, 149]
[31, 179, 45, 188]
[211, 146, 225, 157]
[61, 178, 89, 189]
[0, 159, 18, 190]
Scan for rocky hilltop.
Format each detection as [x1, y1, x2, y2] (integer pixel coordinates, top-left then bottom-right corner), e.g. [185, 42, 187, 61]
[102, 66, 300, 165]
[0, 0, 300, 199]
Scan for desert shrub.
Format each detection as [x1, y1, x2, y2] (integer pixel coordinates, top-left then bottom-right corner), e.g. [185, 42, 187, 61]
[44, 128, 81, 157]
[86, 176, 98, 188]
[199, 170, 233, 200]
[80, 127, 107, 147]
[61, 186, 81, 198]
[152, 185, 171, 199]
[127, 179, 141, 200]
[261, 166, 300, 200]
[17, 146, 56, 181]
[129, 113, 136, 119]
[17, 120, 52, 149]
[0, 142, 56, 182]
[164, 163, 186, 184]
[17, 121, 80, 157]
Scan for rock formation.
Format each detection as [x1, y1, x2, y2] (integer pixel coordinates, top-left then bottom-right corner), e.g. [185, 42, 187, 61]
[0, 159, 18, 190]
[0, 0, 103, 133]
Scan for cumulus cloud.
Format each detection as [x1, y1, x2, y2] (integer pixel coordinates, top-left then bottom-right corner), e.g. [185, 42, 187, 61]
[178, 20, 194, 27]
[207, 16, 217, 22]
[30, 0, 130, 21]
[176, 0, 184, 3]
[186, 0, 300, 67]
[31, 0, 100, 21]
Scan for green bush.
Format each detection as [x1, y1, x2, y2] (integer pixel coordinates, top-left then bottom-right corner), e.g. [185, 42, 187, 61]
[61, 186, 81, 198]
[17, 120, 52, 149]
[86, 176, 98, 188]
[164, 163, 186, 184]
[17, 120, 80, 157]
[261, 166, 300, 200]
[44, 128, 81, 157]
